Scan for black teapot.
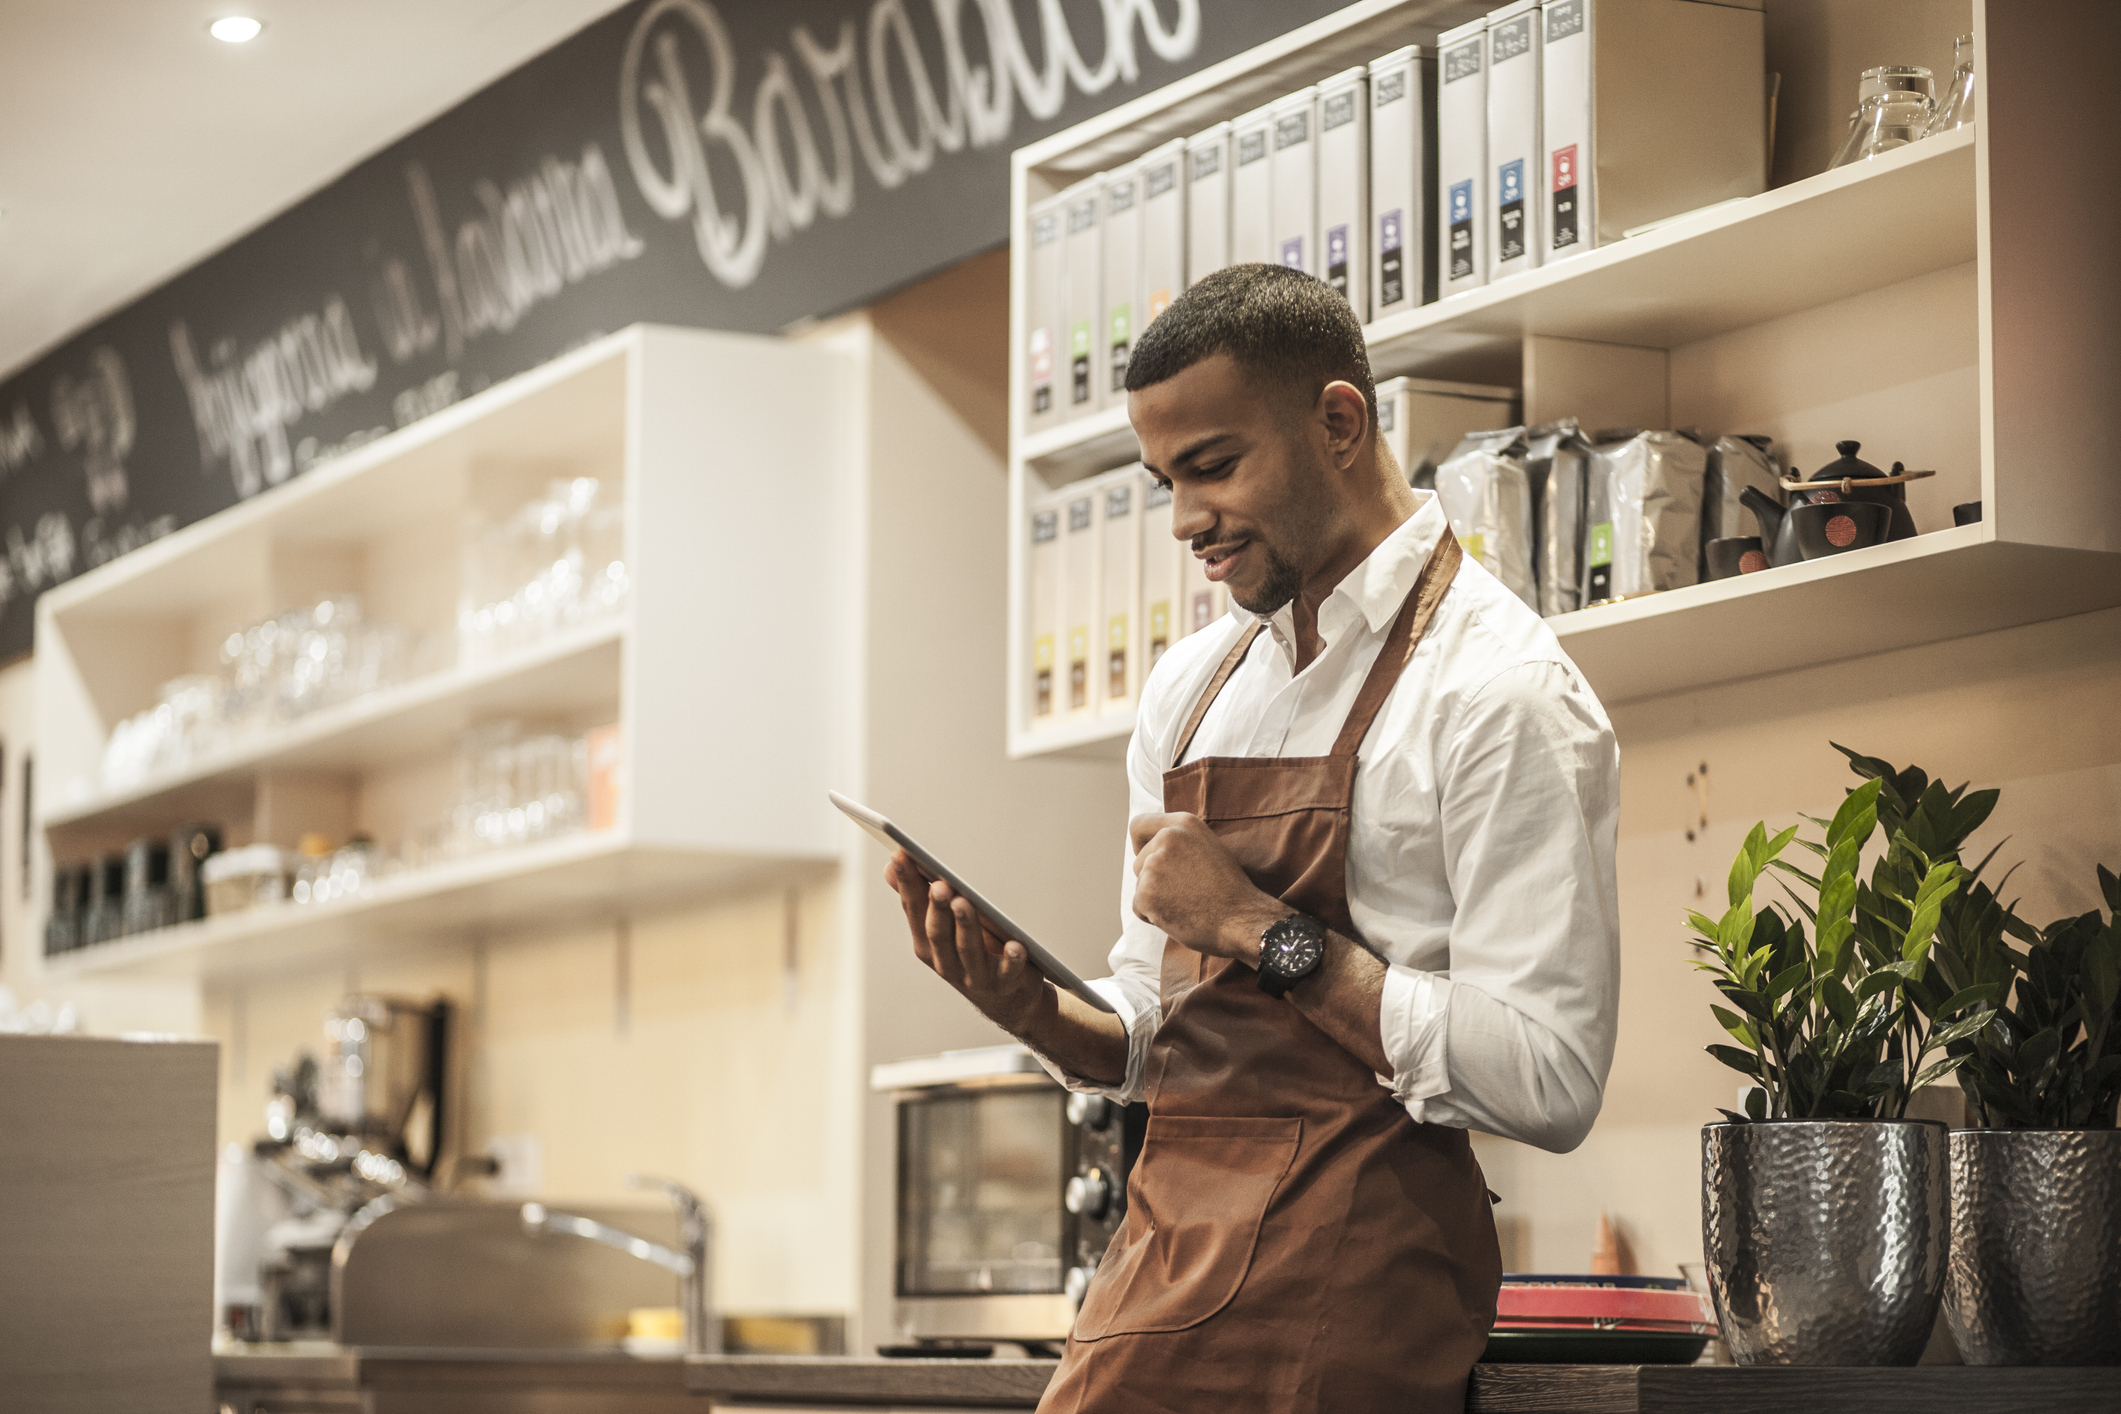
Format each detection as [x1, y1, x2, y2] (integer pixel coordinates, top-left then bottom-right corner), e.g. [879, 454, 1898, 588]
[1739, 441, 1928, 567]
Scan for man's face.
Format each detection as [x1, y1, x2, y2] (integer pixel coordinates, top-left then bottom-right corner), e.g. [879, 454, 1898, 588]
[1129, 352, 1335, 617]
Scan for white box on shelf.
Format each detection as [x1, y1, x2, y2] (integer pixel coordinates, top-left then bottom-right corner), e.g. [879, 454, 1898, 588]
[1062, 486, 1100, 719]
[1027, 489, 1066, 725]
[1138, 140, 1186, 330]
[1368, 45, 1437, 317]
[1270, 87, 1320, 277]
[1102, 165, 1143, 403]
[1230, 104, 1276, 266]
[1139, 471, 1182, 679]
[1539, 0, 1766, 263]
[1024, 196, 1064, 435]
[1377, 376, 1523, 484]
[1317, 67, 1369, 318]
[1184, 122, 1232, 286]
[1486, 0, 1544, 279]
[1060, 176, 1103, 421]
[1437, 17, 1490, 294]
[1098, 467, 1142, 714]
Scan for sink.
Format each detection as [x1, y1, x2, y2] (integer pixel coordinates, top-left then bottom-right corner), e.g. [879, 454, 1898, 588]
[334, 1198, 681, 1349]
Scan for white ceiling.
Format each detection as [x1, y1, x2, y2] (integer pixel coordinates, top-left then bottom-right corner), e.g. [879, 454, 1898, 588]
[0, 0, 634, 381]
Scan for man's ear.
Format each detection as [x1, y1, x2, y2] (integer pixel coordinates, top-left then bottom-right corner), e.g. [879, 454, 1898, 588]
[1317, 380, 1370, 471]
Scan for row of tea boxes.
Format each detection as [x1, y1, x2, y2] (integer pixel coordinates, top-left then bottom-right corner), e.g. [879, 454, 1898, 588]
[1023, 0, 1765, 432]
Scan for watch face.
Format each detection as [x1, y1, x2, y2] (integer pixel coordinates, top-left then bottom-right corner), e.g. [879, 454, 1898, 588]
[1263, 916, 1327, 985]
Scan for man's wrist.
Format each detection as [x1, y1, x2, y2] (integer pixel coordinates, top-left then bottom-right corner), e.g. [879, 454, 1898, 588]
[999, 975, 1063, 1043]
[1220, 894, 1293, 965]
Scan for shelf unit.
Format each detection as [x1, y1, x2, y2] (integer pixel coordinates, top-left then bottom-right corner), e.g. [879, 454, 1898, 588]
[1005, 0, 2121, 757]
[34, 325, 855, 979]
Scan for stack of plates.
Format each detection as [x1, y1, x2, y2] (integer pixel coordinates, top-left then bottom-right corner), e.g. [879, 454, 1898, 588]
[1481, 1275, 1717, 1364]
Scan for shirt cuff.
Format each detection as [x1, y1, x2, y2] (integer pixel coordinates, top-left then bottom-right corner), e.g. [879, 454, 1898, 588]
[1377, 965, 1453, 1112]
[1027, 977, 1153, 1102]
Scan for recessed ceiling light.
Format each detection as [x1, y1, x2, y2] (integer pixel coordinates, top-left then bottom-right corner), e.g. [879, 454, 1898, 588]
[210, 16, 264, 43]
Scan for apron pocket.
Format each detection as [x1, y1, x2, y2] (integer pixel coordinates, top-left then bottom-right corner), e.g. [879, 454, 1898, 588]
[1071, 1114, 1302, 1340]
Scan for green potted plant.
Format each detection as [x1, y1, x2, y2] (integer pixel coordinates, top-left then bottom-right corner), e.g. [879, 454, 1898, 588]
[1908, 815, 2121, 1367]
[1689, 748, 1999, 1366]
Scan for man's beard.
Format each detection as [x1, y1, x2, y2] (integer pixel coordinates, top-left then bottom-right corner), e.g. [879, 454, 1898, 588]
[1227, 541, 1303, 617]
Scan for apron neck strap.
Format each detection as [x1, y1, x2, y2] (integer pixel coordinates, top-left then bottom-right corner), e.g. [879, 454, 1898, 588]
[1329, 528, 1463, 758]
[1171, 620, 1266, 767]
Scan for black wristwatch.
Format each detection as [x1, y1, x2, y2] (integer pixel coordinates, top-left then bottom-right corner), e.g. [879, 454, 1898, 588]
[1256, 914, 1329, 998]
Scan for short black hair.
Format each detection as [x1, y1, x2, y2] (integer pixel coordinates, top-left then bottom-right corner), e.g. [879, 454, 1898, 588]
[1124, 263, 1375, 417]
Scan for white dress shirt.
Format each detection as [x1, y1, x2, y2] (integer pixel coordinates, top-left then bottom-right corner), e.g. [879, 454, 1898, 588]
[1040, 493, 1620, 1154]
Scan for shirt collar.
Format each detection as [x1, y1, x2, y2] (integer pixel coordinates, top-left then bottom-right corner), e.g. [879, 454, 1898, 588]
[1249, 491, 1446, 642]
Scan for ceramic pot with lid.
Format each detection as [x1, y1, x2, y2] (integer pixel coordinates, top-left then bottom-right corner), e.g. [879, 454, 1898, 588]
[1793, 441, 1920, 539]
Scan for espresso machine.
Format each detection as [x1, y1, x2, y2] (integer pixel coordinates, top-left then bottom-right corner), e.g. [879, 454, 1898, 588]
[217, 994, 451, 1340]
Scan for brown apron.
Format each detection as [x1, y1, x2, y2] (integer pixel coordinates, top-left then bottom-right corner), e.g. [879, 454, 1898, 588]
[1040, 529, 1499, 1414]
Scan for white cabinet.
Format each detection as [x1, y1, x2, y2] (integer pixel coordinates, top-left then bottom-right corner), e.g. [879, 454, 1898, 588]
[1003, 0, 2121, 756]
[35, 326, 852, 979]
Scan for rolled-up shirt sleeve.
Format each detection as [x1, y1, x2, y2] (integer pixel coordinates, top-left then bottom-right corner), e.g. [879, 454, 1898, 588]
[1376, 659, 1620, 1154]
[1027, 710, 1170, 1103]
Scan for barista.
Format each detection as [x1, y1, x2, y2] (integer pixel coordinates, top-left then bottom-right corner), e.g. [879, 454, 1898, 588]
[887, 265, 1620, 1413]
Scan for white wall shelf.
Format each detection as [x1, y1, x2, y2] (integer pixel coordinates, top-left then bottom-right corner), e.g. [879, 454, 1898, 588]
[38, 828, 833, 983]
[35, 325, 856, 979]
[1005, 1, 2121, 759]
[45, 620, 625, 845]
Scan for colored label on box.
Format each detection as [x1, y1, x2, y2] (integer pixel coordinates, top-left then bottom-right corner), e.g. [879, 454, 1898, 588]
[1498, 159, 1526, 263]
[1448, 181, 1474, 280]
[1552, 145, 1579, 249]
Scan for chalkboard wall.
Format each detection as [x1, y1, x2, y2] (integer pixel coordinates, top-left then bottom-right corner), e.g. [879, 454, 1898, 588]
[0, 0, 1346, 661]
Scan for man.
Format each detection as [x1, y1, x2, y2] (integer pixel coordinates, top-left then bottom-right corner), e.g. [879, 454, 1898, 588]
[888, 265, 1620, 1413]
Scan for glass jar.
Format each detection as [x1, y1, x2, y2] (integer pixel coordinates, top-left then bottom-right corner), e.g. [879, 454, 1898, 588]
[1831, 67, 1936, 168]
[1929, 35, 1976, 135]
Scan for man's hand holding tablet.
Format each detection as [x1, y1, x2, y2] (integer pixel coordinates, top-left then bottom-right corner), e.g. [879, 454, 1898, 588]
[833, 791, 1128, 1089]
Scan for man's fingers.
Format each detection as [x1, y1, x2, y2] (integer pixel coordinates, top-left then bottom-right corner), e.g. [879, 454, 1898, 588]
[952, 899, 997, 986]
[926, 885, 966, 985]
[1128, 811, 1186, 856]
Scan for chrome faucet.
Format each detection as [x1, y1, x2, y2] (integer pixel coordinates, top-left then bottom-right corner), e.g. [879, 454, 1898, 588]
[522, 1172, 718, 1354]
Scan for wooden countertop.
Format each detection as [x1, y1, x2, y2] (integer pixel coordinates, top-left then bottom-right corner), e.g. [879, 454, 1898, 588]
[682, 1355, 2121, 1412]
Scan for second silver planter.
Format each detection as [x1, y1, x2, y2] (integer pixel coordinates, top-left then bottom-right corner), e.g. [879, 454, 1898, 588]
[1702, 1119, 1948, 1365]
[1945, 1128, 2121, 1365]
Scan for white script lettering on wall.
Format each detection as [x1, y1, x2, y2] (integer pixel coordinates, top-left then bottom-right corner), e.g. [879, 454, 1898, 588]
[406, 143, 646, 361]
[619, 0, 1202, 288]
[49, 347, 135, 515]
[169, 296, 380, 500]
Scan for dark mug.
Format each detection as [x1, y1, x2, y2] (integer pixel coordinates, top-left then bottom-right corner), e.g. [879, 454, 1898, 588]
[1705, 536, 1771, 580]
[1792, 500, 1891, 560]
[1953, 501, 1982, 526]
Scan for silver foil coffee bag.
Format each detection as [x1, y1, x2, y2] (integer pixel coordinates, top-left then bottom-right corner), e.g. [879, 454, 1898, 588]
[1526, 419, 1590, 618]
[1583, 429, 1706, 604]
[1436, 427, 1537, 611]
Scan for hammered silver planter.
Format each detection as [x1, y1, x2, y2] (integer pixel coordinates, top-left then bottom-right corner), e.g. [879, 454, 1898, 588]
[1944, 1128, 2121, 1365]
[1702, 1119, 1948, 1365]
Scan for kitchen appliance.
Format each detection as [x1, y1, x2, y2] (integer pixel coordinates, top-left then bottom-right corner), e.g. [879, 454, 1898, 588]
[875, 1045, 1145, 1348]
[219, 994, 452, 1341]
[1741, 440, 1932, 567]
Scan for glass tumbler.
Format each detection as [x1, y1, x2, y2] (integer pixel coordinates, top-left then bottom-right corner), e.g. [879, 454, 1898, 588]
[1831, 67, 1936, 168]
[1929, 35, 1976, 135]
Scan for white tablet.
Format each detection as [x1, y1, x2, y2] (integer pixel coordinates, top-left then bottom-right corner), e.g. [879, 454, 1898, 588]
[830, 791, 1117, 1014]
